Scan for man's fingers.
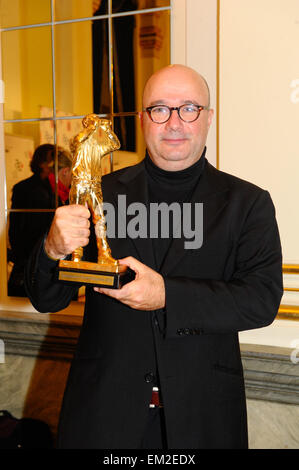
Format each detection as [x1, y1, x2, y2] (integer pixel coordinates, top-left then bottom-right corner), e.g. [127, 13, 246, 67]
[54, 205, 90, 234]
[93, 257, 166, 311]
[94, 286, 123, 301]
[64, 204, 90, 218]
[74, 217, 90, 228]
[63, 232, 90, 246]
[63, 227, 90, 239]
[45, 204, 91, 259]
[118, 256, 144, 274]
[56, 205, 90, 225]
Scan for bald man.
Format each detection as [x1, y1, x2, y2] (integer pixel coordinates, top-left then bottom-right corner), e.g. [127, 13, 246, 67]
[25, 65, 282, 449]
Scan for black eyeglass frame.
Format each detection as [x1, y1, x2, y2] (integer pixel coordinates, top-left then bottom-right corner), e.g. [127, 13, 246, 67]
[143, 104, 210, 123]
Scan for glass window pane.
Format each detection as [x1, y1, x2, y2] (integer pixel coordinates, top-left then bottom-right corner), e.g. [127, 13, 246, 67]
[111, 116, 144, 172]
[5, 121, 56, 298]
[2, 27, 53, 120]
[55, 19, 110, 116]
[0, 0, 51, 29]
[55, 0, 107, 22]
[112, 10, 170, 113]
[112, 115, 144, 163]
[56, 117, 83, 154]
[5, 120, 55, 209]
[112, 0, 170, 14]
[112, 14, 136, 114]
[92, 18, 111, 115]
[39, 118, 73, 206]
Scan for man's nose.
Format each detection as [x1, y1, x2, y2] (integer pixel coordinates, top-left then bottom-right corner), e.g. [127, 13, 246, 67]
[165, 109, 183, 129]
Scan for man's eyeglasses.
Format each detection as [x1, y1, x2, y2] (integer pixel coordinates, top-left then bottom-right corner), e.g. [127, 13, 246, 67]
[144, 104, 209, 124]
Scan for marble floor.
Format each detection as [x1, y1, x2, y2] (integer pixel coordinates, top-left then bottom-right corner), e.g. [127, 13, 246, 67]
[247, 399, 299, 449]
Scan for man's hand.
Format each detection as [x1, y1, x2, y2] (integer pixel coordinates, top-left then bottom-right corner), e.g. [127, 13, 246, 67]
[44, 204, 90, 259]
[94, 256, 166, 311]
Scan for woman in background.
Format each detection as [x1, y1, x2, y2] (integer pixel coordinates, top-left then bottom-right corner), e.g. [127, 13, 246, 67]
[8, 144, 72, 297]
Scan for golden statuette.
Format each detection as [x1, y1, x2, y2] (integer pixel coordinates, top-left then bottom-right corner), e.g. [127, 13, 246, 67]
[57, 114, 128, 289]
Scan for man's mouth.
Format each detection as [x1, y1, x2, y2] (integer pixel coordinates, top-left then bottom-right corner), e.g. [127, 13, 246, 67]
[162, 137, 187, 145]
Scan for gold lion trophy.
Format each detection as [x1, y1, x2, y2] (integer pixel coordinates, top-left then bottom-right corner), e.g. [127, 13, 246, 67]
[57, 114, 128, 289]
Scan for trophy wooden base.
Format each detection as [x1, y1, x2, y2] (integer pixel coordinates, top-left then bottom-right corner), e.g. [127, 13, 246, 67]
[57, 259, 131, 289]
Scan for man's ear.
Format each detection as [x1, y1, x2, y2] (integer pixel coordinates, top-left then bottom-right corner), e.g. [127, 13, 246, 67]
[207, 108, 214, 128]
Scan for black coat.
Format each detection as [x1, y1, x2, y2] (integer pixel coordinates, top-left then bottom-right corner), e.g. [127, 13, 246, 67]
[9, 175, 57, 264]
[8, 175, 56, 296]
[25, 158, 283, 449]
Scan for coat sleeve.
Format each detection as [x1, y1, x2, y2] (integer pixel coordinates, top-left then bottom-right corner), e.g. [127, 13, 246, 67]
[24, 237, 78, 313]
[163, 190, 283, 337]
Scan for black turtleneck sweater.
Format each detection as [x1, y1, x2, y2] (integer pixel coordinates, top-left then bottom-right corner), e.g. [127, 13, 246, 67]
[144, 147, 206, 271]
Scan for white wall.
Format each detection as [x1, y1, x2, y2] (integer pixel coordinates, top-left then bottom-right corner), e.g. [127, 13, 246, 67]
[219, 0, 299, 266]
[219, 0, 299, 317]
